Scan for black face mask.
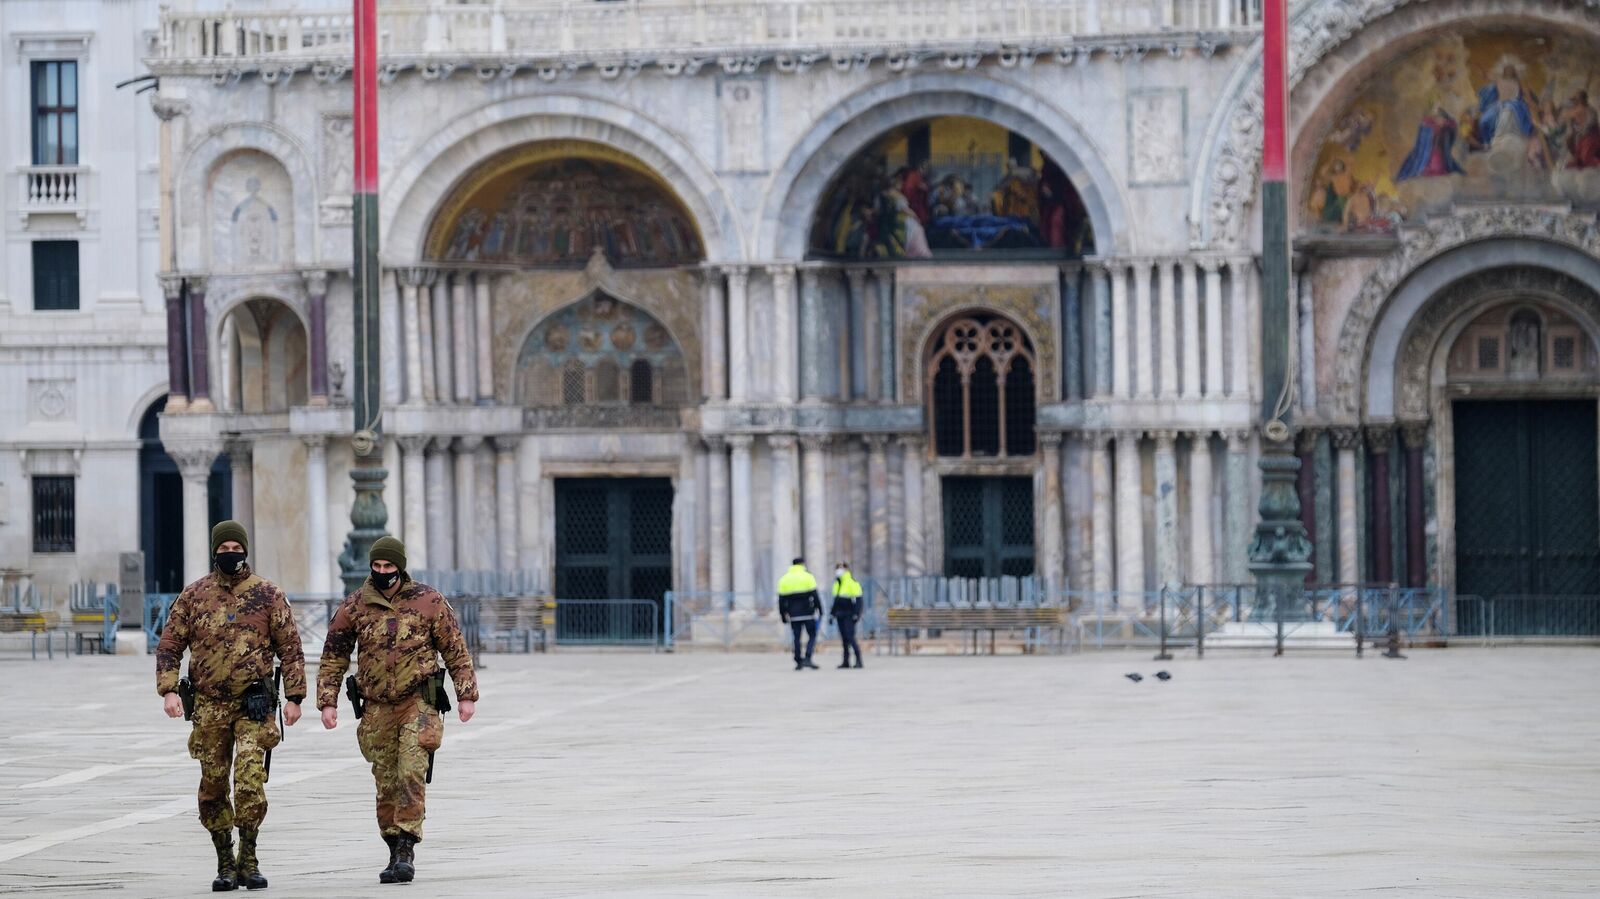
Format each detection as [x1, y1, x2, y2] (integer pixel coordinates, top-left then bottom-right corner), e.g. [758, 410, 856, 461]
[215, 552, 247, 575]
[371, 569, 400, 591]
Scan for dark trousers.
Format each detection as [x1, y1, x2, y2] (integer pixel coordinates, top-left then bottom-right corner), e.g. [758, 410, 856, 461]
[836, 617, 861, 665]
[790, 620, 817, 663]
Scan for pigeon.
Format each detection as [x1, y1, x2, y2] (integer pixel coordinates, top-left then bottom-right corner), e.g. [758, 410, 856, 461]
[1124, 673, 1143, 682]
[1154, 671, 1172, 681]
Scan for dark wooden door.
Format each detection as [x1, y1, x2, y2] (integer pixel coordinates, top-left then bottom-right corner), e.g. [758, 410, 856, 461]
[941, 476, 1035, 578]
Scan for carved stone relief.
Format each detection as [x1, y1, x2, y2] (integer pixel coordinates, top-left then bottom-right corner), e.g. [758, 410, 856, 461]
[209, 150, 294, 271]
[27, 379, 75, 423]
[1128, 89, 1186, 186]
[320, 113, 354, 225]
[718, 78, 766, 172]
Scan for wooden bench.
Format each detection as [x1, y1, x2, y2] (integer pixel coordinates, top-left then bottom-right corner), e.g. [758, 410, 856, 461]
[886, 605, 1070, 655]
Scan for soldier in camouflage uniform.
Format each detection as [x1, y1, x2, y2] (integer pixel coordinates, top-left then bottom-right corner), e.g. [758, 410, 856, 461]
[157, 520, 306, 892]
[318, 536, 478, 885]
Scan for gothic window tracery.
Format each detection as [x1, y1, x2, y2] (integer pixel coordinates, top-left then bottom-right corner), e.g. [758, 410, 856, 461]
[925, 313, 1037, 458]
[517, 293, 688, 410]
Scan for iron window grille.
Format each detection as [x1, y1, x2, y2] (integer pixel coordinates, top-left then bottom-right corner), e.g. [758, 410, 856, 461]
[33, 475, 75, 553]
[32, 241, 79, 311]
[926, 314, 1037, 458]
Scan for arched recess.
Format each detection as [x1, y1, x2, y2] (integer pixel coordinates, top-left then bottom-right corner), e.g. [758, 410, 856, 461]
[176, 123, 317, 272]
[383, 93, 740, 264]
[515, 292, 691, 410]
[222, 297, 310, 413]
[924, 311, 1038, 459]
[761, 74, 1131, 260]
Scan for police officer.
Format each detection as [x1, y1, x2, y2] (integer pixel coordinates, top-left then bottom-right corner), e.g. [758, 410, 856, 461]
[778, 557, 822, 671]
[317, 536, 478, 885]
[156, 519, 306, 892]
[830, 562, 865, 669]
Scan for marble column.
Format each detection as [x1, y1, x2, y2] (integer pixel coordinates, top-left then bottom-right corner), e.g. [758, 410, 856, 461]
[1061, 264, 1084, 400]
[1179, 260, 1201, 400]
[1402, 423, 1428, 588]
[1132, 260, 1154, 399]
[1113, 430, 1145, 602]
[888, 438, 906, 575]
[416, 269, 437, 404]
[728, 435, 754, 597]
[1224, 430, 1254, 583]
[431, 279, 454, 403]
[451, 276, 473, 404]
[399, 269, 428, 405]
[1367, 426, 1394, 585]
[1156, 261, 1178, 398]
[1089, 431, 1114, 596]
[304, 269, 330, 404]
[865, 435, 890, 578]
[1109, 260, 1131, 398]
[494, 435, 520, 572]
[454, 436, 482, 569]
[873, 269, 895, 403]
[769, 266, 798, 403]
[1088, 262, 1112, 398]
[846, 269, 870, 400]
[302, 435, 330, 594]
[1152, 431, 1180, 589]
[1187, 432, 1214, 585]
[1297, 429, 1318, 582]
[474, 274, 494, 403]
[801, 436, 830, 577]
[703, 269, 728, 400]
[160, 274, 190, 410]
[726, 267, 751, 402]
[398, 435, 430, 571]
[848, 439, 869, 565]
[1201, 259, 1224, 398]
[769, 434, 800, 572]
[380, 269, 402, 407]
[425, 437, 454, 570]
[1228, 257, 1252, 399]
[901, 436, 926, 576]
[798, 269, 825, 401]
[1298, 266, 1318, 412]
[1040, 433, 1065, 592]
[187, 276, 212, 411]
[170, 445, 219, 584]
[1332, 427, 1361, 585]
[705, 436, 731, 592]
[227, 442, 254, 538]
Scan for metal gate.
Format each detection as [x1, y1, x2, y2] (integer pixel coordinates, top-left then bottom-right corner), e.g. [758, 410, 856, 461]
[1455, 400, 1600, 634]
[942, 476, 1035, 578]
[553, 478, 672, 643]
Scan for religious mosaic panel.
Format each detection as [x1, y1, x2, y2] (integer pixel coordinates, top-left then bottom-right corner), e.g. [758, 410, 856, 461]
[515, 293, 689, 409]
[425, 141, 703, 269]
[208, 150, 294, 271]
[809, 116, 1093, 261]
[1306, 30, 1600, 235]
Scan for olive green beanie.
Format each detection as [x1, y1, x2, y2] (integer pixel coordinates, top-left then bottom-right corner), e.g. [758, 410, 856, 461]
[369, 535, 407, 572]
[210, 520, 249, 555]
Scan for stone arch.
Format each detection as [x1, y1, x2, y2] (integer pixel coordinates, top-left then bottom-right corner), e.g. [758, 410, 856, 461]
[513, 290, 690, 409]
[900, 285, 1058, 407]
[923, 309, 1039, 459]
[760, 73, 1132, 260]
[126, 381, 173, 439]
[382, 93, 739, 264]
[221, 296, 310, 413]
[177, 123, 317, 271]
[1190, 0, 1599, 249]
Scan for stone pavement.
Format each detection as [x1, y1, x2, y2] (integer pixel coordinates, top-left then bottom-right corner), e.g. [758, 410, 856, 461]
[0, 647, 1597, 898]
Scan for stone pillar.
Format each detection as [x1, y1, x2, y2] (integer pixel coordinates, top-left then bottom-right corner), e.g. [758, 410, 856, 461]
[474, 274, 494, 403]
[901, 436, 926, 576]
[865, 435, 890, 578]
[431, 279, 454, 403]
[1187, 432, 1214, 585]
[848, 438, 869, 566]
[845, 269, 869, 400]
[1152, 431, 1180, 589]
[1402, 422, 1428, 588]
[801, 436, 830, 578]
[1201, 259, 1224, 398]
[705, 436, 731, 592]
[1298, 266, 1318, 412]
[227, 441, 254, 539]
[416, 270, 436, 404]
[769, 266, 798, 403]
[1040, 433, 1065, 592]
[399, 269, 428, 405]
[769, 434, 799, 573]
[1109, 260, 1131, 398]
[1087, 262, 1112, 397]
[703, 269, 728, 400]
[304, 269, 330, 404]
[494, 436, 520, 572]
[1113, 430, 1145, 602]
[380, 269, 402, 407]
[725, 267, 751, 402]
[425, 437, 454, 570]
[397, 435, 430, 571]
[1132, 260, 1154, 398]
[888, 438, 906, 575]
[160, 274, 190, 410]
[454, 436, 482, 569]
[302, 435, 331, 594]
[1367, 426, 1394, 585]
[798, 269, 825, 401]
[1179, 260, 1200, 400]
[1061, 264, 1083, 400]
[1156, 261, 1178, 398]
[728, 435, 755, 597]
[1228, 257, 1252, 399]
[1224, 430, 1254, 583]
[451, 276, 473, 404]
[1089, 431, 1114, 596]
[170, 445, 219, 584]
[1297, 429, 1318, 582]
[187, 276, 212, 411]
[1332, 427, 1361, 585]
[873, 269, 895, 402]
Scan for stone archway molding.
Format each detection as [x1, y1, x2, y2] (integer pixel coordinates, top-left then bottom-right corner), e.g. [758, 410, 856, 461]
[382, 93, 740, 264]
[176, 122, 319, 272]
[758, 72, 1133, 259]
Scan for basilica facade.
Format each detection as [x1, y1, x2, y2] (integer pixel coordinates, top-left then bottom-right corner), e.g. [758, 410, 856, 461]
[9, 0, 1598, 612]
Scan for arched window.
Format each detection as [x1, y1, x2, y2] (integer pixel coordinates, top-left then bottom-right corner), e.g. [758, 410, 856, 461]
[629, 359, 654, 404]
[593, 359, 620, 403]
[926, 313, 1037, 458]
[519, 293, 691, 409]
[561, 359, 586, 405]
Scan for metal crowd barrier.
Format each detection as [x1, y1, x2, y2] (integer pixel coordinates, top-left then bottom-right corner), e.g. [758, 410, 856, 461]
[554, 599, 661, 648]
[1454, 595, 1600, 644]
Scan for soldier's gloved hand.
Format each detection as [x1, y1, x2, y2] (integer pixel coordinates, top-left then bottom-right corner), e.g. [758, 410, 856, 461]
[458, 700, 475, 723]
[162, 692, 183, 719]
[283, 701, 302, 726]
[321, 706, 338, 730]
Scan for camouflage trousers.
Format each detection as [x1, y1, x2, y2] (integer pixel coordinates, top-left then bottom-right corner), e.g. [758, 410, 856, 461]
[357, 696, 443, 841]
[188, 696, 280, 833]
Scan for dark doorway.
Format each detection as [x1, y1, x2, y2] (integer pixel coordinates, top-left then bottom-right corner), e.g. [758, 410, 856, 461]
[941, 476, 1035, 578]
[553, 478, 673, 641]
[138, 397, 231, 593]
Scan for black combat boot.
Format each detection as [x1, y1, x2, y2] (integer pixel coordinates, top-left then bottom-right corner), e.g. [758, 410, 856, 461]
[210, 829, 239, 891]
[378, 834, 399, 884]
[235, 827, 267, 890]
[391, 834, 416, 883]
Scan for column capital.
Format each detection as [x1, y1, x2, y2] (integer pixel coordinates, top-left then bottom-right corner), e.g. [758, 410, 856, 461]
[224, 439, 253, 463]
[150, 94, 189, 121]
[1399, 420, 1429, 450]
[721, 264, 750, 287]
[1114, 429, 1143, 445]
[299, 434, 328, 451]
[1147, 429, 1178, 449]
[185, 274, 209, 295]
[1197, 257, 1223, 275]
[167, 443, 220, 478]
[1227, 255, 1257, 273]
[1058, 261, 1084, 278]
[1224, 428, 1252, 451]
[765, 263, 796, 284]
[799, 433, 832, 451]
[844, 267, 869, 290]
[1085, 429, 1114, 450]
[396, 434, 431, 454]
[1330, 426, 1362, 451]
[862, 433, 891, 450]
[1295, 427, 1320, 453]
[456, 435, 484, 453]
[896, 433, 924, 452]
[1365, 425, 1394, 454]
[1188, 429, 1215, 449]
[491, 434, 522, 453]
[1039, 431, 1064, 450]
[302, 268, 331, 295]
[428, 435, 454, 454]
[396, 267, 438, 289]
[726, 434, 755, 450]
[702, 434, 727, 452]
[159, 273, 185, 301]
[767, 433, 797, 450]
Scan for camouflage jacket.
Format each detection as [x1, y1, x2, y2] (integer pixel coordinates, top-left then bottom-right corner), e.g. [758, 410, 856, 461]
[316, 578, 480, 710]
[155, 565, 308, 702]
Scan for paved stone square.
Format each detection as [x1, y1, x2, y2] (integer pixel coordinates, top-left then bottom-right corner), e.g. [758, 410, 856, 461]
[0, 647, 1597, 897]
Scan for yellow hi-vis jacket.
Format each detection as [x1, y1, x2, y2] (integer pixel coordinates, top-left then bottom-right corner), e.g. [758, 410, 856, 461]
[777, 564, 821, 621]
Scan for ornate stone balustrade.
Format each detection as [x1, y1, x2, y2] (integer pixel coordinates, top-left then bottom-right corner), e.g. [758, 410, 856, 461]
[17, 166, 88, 223]
[152, 0, 1262, 77]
